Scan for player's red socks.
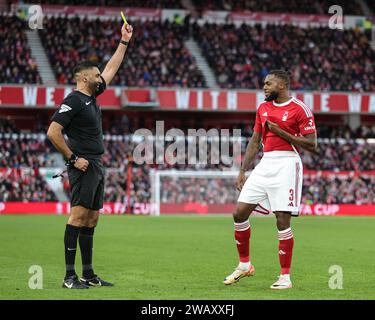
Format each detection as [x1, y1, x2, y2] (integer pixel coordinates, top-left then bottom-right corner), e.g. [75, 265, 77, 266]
[278, 227, 294, 275]
[234, 220, 251, 263]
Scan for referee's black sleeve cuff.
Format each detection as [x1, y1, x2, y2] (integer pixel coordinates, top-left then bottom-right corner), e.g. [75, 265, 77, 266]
[100, 76, 107, 90]
[50, 118, 68, 128]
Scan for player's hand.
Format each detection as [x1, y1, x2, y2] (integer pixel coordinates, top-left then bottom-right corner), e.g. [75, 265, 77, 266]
[266, 120, 281, 134]
[74, 158, 89, 172]
[121, 23, 133, 42]
[236, 170, 246, 191]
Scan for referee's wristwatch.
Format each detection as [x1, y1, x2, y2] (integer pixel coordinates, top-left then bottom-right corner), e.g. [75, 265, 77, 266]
[65, 154, 78, 167]
[120, 40, 129, 46]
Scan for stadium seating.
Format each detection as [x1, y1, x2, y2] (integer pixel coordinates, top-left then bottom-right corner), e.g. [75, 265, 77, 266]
[192, 22, 375, 91]
[0, 117, 19, 133]
[38, 17, 206, 88]
[301, 141, 375, 171]
[159, 174, 375, 205]
[317, 124, 375, 139]
[302, 174, 375, 205]
[2, 11, 373, 91]
[0, 14, 42, 84]
[11, 0, 366, 14]
[0, 136, 57, 168]
[192, 0, 365, 15]
[102, 130, 375, 172]
[160, 176, 238, 204]
[1, 115, 374, 205]
[1, 116, 374, 172]
[105, 167, 151, 203]
[0, 168, 58, 202]
[17, 0, 183, 8]
[0, 118, 57, 168]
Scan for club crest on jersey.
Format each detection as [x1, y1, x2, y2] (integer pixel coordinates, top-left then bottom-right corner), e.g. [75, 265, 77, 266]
[282, 111, 289, 121]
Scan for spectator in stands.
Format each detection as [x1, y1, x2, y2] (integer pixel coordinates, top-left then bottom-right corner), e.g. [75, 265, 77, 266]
[159, 174, 375, 205]
[193, 22, 375, 92]
[302, 174, 375, 205]
[0, 169, 57, 202]
[1, 117, 374, 204]
[18, 0, 183, 9]
[0, 137, 56, 168]
[0, 15, 42, 84]
[193, 0, 364, 15]
[39, 17, 206, 88]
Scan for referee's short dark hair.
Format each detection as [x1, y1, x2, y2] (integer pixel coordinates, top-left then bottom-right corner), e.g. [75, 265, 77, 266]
[73, 61, 100, 77]
[269, 69, 291, 88]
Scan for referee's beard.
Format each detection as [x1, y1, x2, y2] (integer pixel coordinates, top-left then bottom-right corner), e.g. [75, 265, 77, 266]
[88, 80, 100, 96]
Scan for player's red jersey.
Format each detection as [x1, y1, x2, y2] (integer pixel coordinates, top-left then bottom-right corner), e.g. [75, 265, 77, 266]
[253, 97, 316, 153]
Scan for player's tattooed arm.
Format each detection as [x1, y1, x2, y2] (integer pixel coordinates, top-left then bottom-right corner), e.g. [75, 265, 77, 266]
[266, 120, 318, 154]
[236, 132, 262, 191]
[241, 131, 262, 171]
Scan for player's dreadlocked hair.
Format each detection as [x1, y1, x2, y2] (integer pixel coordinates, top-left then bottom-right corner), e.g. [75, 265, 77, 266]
[269, 69, 291, 88]
[73, 61, 100, 78]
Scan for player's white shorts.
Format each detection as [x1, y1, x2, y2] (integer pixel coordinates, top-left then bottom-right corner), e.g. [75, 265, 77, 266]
[238, 151, 303, 216]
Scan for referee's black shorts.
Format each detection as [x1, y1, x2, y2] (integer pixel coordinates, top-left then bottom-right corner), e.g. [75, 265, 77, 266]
[67, 158, 105, 210]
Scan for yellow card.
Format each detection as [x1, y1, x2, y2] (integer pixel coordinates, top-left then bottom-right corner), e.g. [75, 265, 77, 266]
[120, 11, 128, 25]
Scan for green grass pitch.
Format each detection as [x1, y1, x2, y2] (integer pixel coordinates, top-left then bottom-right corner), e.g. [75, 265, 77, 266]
[0, 215, 374, 300]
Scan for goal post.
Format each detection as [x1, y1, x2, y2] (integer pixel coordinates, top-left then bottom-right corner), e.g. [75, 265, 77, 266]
[150, 170, 244, 216]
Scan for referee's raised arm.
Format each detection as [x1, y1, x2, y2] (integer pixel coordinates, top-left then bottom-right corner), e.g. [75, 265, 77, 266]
[101, 22, 133, 85]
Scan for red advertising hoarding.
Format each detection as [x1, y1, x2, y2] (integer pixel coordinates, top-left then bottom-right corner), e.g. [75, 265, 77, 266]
[159, 203, 375, 216]
[0, 86, 374, 113]
[0, 202, 374, 216]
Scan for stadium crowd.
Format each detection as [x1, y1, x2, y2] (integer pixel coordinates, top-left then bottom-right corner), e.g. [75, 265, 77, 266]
[11, 0, 367, 15]
[1, 130, 374, 204]
[0, 119, 57, 168]
[0, 117, 375, 203]
[0, 136, 56, 168]
[192, 0, 365, 15]
[14, 0, 183, 8]
[105, 167, 151, 204]
[193, 22, 375, 92]
[2, 12, 374, 91]
[161, 176, 238, 204]
[317, 124, 375, 139]
[0, 168, 57, 202]
[302, 174, 375, 205]
[158, 174, 375, 205]
[301, 141, 375, 172]
[39, 17, 206, 88]
[0, 15, 42, 84]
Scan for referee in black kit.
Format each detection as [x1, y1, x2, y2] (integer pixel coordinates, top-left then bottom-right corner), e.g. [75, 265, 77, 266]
[47, 22, 133, 289]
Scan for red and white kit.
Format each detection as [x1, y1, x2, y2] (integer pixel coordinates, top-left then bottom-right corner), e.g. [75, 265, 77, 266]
[238, 97, 316, 215]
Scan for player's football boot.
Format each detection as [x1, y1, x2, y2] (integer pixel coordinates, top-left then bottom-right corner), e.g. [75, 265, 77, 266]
[62, 275, 89, 289]
[270, 275, 293, 289]
[223, 264, 255, 285]
[80, 275, 114, 287]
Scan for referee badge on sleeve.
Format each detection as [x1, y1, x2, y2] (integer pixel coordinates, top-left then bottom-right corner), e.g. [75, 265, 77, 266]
[59, 104, 72, 113]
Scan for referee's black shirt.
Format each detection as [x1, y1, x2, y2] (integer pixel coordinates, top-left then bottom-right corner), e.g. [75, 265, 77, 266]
[51, 76, 106, 159]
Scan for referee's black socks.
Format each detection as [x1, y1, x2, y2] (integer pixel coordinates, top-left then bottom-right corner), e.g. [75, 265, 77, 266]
[79, 226, 95, 279]
[64, 224, 81, 278]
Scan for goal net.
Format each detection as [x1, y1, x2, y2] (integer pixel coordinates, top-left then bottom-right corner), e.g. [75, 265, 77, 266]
[149, 170, 270, 216]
